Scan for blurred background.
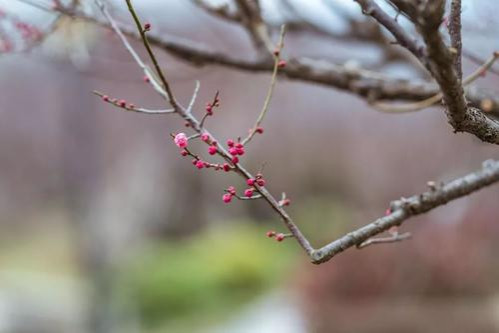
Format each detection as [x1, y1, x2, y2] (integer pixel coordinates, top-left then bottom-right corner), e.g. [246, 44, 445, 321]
[1, 0, 499, 332]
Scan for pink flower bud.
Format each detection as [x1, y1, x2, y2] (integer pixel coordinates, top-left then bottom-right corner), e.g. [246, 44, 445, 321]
[244, 188, 254, 197]
[174, 133, 188, 148]
[229, 147, 238, 156]
[256, 126, 264, 134]
[195, 160, 204, 169]
[118, 99, 126, 107]
[256, 178, 266, 186]
[180, 150, 188, 156]
[102, 95, 109, 102]
[208, 146, 217, 155]
[266, 230, 276, 238]
[227, 139, 235, 147]
[222, 193, 232, 203]
[277, 60, 287, 68]
[144, 22, 151, 31]
[223, 163, 231, 172]
[227, 186, 236, 195]
[275, 233, 285, 242]
[201, 133, 210, 142]
[247, 178, 255, 186]
[231, 156, 239, 164]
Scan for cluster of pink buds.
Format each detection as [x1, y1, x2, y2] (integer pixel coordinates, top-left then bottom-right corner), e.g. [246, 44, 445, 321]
[247, 173, 266, 187]
[15, 21, 42, 41]
[266, 230, 286, 242]
[227, 139, 245, 164]
[223, 186, 237, 203]
[101, 95, 136, 110]
[173, 132, 235, 172]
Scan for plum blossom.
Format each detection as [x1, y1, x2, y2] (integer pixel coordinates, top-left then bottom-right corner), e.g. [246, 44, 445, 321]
[174, 132, 188, 148]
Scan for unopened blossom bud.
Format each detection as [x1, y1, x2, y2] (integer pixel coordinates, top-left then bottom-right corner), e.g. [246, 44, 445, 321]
[208, 146, 217, 155]
[229, 147, 238, 156]
[227, 186, 236, 195]
[266, 230, 276, 238]
[223, 193, 232, 203]
[195, 160, 204, 169]
[275, 233, 285, 242]
[244, 188, 254, 197]
[201, 133, 210, 142]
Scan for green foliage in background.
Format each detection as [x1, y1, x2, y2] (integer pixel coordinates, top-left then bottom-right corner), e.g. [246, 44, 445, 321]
[117, 221, 297, 331]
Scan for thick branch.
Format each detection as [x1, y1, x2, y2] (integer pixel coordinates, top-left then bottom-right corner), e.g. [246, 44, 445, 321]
[15, 0, 499, 117]
[311, 160, 499, 264]
[418, 3, 499, 144]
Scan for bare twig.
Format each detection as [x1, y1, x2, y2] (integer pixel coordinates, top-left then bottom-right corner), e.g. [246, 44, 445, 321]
[93, 0, 167, 99]
[125, 0, 179, 108]
[357, 231, 412, 249]
[241, 25, 286, 146]
[93, 90, 175, 114]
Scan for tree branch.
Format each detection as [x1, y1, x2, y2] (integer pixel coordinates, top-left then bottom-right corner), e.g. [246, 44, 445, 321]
[418, 2, 499, 144]
[311, 159, 499, 264]
[91, 0, 499, 265]
[449, 0, 463, 80]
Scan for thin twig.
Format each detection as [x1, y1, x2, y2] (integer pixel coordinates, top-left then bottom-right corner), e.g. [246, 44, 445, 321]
[93, 91, 174, 114]
[357, 232, 411, 249]
[186, 80, 201, 114]
[93, 0, 167, 99]
[125, 0, 179, 108]
[241, 25, 286, 146]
